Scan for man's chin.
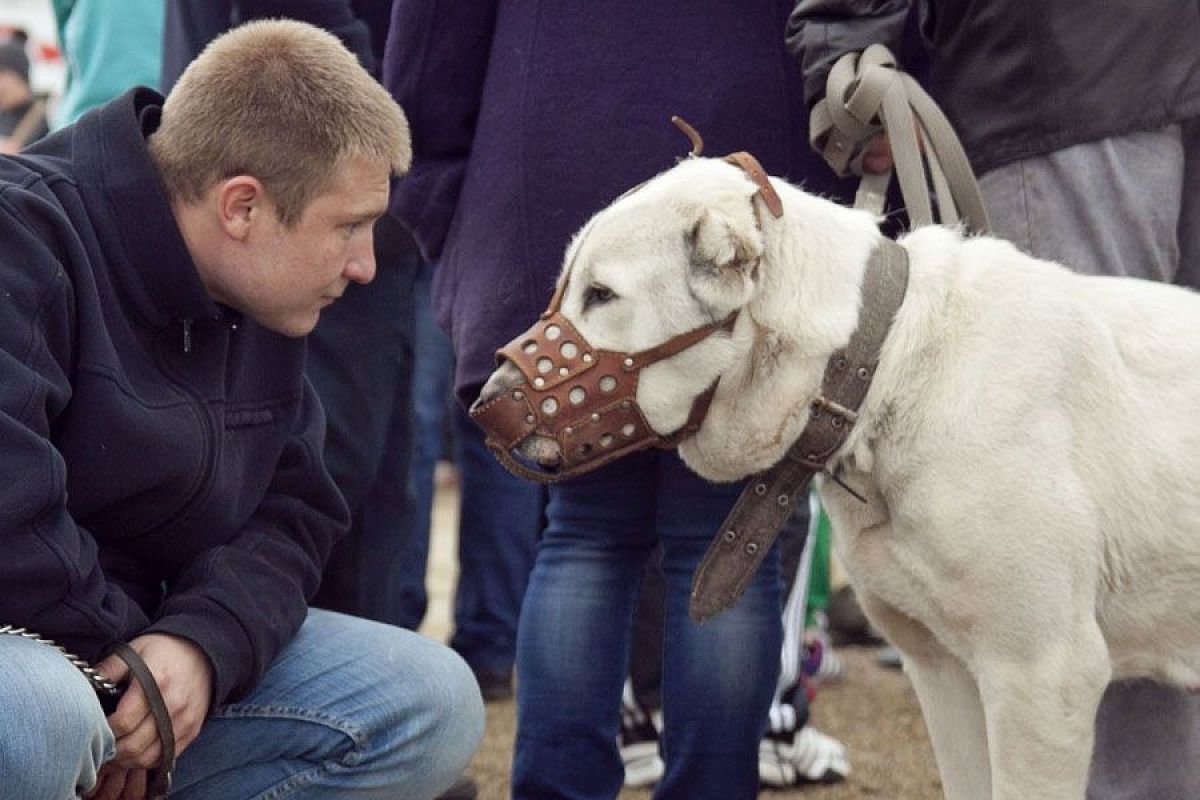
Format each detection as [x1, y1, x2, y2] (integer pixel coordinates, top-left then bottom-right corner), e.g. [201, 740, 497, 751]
[257, 311, 321, 338]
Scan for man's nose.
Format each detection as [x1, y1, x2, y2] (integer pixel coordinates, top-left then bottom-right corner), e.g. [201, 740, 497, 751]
[344, 240, 377, 285]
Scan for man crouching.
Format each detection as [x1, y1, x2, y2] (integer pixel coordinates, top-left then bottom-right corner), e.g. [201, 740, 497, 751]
[0, 20, 482, 800]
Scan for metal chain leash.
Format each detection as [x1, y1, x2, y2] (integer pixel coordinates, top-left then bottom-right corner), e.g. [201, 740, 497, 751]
[0, 624, 123, 699]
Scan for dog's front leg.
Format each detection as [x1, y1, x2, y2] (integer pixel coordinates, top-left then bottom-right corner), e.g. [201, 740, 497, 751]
[859, 590, 993, 800]
[975, 623, 1110, 800]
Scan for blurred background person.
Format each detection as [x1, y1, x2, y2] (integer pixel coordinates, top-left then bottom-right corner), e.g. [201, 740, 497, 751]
[0, 33, 47, 153]
[51, 0, 163, 128]
[400, 260, 544, 702]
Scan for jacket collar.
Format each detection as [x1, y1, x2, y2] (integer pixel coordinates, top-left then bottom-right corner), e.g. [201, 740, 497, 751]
[73, 87, 219, 329]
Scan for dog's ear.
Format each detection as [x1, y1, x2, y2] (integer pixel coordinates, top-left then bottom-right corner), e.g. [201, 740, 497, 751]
[686, 208, 762, 308]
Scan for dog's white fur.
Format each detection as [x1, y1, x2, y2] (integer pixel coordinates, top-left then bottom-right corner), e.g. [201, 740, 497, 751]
[483, 157, 1200, 799]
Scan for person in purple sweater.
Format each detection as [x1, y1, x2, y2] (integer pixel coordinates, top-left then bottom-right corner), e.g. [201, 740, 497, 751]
[385, 3, 853, 797]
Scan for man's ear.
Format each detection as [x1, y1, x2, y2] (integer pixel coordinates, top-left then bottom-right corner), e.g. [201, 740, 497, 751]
[216, 176, 267, 241]
[686, 207, 763, 308]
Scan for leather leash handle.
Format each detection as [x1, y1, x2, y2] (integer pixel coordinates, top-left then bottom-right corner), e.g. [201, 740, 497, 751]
[810, 44, 990, 235]
[106, 643, 176, 799]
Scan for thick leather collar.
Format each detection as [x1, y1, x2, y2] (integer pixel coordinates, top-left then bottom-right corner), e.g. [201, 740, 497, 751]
[689, 237, 910, 622]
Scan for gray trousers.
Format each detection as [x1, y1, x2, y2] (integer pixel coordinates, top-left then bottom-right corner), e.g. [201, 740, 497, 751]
[979, 119, 1200, 800]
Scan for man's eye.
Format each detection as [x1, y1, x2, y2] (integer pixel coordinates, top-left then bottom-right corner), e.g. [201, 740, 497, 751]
[584, 284, 616, 309]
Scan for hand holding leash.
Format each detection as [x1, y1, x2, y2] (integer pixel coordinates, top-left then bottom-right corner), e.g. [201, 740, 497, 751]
[810, 44, 989, 234]
[86, 764, 151, 800]
[94, 633, 213, 797]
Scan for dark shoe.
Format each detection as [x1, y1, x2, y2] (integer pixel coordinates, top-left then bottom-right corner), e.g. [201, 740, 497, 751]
[435, 775, 478, 800]
[473, 667, 514, 702]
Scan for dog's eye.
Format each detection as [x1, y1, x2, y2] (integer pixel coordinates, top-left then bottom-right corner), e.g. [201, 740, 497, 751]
[583, 283, 617, 310]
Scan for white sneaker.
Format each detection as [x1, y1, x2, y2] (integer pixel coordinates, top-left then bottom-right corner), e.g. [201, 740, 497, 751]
[618, 680, 664, 788]
[621, 736, 665, 788]
[759, 725, 850, 787]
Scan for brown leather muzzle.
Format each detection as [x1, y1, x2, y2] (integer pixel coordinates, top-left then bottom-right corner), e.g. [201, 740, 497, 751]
[470, 307, 734, 483]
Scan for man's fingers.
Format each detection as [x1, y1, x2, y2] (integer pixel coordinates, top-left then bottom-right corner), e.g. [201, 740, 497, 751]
[105, 678, 149, 739]
[120, 767, 148, 800]
[168, 688, 207, 755]
[112, 716, 162, 769]
[85, 765, 126, 800]
[92, 652, 131, 686]
[861, 135, 894, 174]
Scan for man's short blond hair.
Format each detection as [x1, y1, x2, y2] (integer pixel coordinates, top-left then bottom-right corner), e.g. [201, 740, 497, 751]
[149, 19, 410, 226]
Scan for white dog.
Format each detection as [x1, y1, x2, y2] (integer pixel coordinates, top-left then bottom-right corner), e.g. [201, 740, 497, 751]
[476, 156, 1200, 799]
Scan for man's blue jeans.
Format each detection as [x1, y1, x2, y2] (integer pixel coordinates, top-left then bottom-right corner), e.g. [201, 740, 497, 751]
[512, 450, 782, 800]
[0, 610, 484, 800]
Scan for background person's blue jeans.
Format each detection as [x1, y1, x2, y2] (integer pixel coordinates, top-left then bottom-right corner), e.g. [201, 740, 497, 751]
[0, 610, 484, 800]
[448, 404, 543, 675]
[308, 219, 420, 627]
[397, 260, 457, 630]
[512, 450, 782, 800]
[401, 260, 543, 677]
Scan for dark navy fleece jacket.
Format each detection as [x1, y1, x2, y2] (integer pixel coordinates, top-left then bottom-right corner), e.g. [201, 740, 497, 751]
[0, 89, 349, 705]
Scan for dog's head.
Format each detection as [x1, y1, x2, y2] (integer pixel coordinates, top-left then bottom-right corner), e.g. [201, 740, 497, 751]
[472, 158, 771, 480]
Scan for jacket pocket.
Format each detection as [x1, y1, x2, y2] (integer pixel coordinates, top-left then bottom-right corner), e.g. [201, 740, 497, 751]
[225, 408, 276, 428]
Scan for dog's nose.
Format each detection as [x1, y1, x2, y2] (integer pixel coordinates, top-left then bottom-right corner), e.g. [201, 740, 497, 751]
[520, 435, 562, 468]
[472, 360, 526, 410]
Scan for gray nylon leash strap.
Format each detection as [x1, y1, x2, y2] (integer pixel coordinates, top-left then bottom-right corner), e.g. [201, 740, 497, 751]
[106, 642, 176, 799]
[810, 44, 990, 235]
[689, 240, 910, 622]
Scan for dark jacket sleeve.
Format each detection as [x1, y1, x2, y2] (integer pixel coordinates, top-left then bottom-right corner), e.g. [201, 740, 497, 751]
[786, 0, 911, 108]
[0, 190, 151, 657]
[383, 0, 498, 262]
[149, 379, 348, 704]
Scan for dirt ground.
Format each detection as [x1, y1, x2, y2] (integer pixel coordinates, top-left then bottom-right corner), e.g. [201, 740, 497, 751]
[458, 646, 943, 800]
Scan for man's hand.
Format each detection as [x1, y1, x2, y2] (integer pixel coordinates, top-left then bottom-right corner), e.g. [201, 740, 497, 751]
[94, 633, 214, 770]
[85, 764, 149, 800]
[861, 133, 895, 174]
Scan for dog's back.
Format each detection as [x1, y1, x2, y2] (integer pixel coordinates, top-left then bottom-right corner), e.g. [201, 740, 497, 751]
[857, 225, 1200, 689]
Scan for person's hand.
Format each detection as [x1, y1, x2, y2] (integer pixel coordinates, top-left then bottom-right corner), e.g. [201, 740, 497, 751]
[0, 136, 18, 155]
[860, 125, 928, 175]
[94, 633, 214, 769]
[85, 764, 149, 800]
[861, 133, 894, 174]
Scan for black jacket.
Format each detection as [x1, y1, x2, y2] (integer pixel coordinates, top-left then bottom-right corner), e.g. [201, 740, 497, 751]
[787, 0, 1200, 174]
[0, 89, 348, 705]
